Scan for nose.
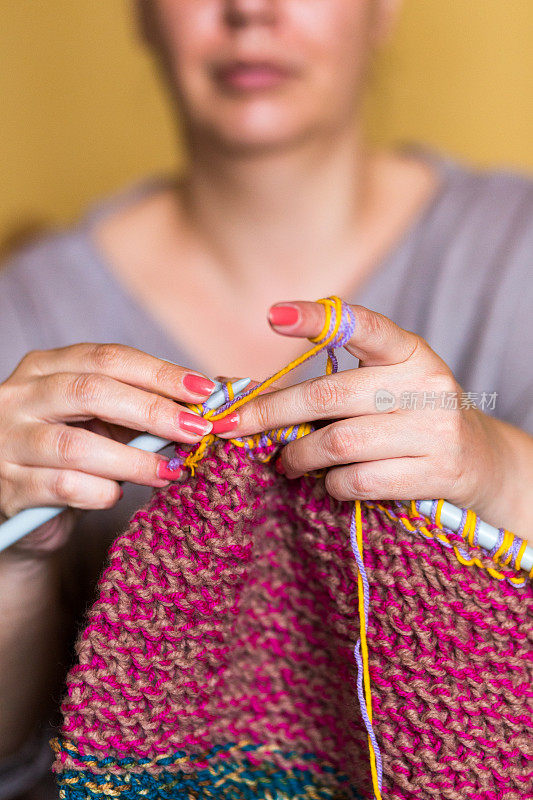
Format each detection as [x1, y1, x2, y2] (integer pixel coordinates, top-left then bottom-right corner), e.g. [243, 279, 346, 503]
[224, 0, 276, 27]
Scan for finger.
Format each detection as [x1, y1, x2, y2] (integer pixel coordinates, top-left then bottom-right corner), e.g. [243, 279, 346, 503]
[28, 372, 212, 442]
[75, 419, 135, 445]
[269, 301, 422, 367]
[279, 414, 428, 478]
[7, 423, 174, 488]
[324, 456, 434, 502]
[15, 343, 215, 402]
[2, 463, 122, 516]
[215, 369, 401, 438]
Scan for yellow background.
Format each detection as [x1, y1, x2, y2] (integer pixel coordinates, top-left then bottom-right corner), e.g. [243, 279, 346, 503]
[1, 0, 532, 254]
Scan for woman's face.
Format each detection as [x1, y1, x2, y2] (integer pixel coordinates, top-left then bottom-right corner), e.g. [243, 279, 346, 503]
[142, 0, 397, 153]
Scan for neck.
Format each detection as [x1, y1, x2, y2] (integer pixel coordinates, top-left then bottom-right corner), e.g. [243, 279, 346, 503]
[178, 121, 369, 296]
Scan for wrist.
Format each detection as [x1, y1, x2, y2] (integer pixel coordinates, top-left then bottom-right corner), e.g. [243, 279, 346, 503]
[472, 415, 533, 543]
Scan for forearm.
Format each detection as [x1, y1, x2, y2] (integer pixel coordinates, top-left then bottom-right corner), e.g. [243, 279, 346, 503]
[0, 552, 63, 759]
[475, 414, 533, 546]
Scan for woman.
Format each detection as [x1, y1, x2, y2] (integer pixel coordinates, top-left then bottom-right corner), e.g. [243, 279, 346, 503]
[0, 1, 532, 796]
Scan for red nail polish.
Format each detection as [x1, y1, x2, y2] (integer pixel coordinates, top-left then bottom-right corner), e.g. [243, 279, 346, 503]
[157, 460, 183, 481]
[183, 373, 216, 397]
[118, 488, 124, 499]
[211, 413, 239, 435]
[179, 411, 212, 436]
[275, 458, 286, 475]
[269, 305, 300, 327]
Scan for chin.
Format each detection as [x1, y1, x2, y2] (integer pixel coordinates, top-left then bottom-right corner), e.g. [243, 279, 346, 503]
[196, 100, 321, 154]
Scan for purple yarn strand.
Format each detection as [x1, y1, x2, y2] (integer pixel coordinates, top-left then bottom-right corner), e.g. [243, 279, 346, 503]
[473, 516, 481, 547]
[458, 507, 468, 538]
[506, 536, 522, 568]
[328, 348, 339, 373]
[222, 384, 231, 405]
[349, 506, 383, 790]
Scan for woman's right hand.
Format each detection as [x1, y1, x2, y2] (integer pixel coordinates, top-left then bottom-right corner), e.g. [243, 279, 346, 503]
[0, 343, 216, 554]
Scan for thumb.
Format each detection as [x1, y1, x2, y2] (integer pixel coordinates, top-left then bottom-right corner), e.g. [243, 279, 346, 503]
[268, 300, 420, 367]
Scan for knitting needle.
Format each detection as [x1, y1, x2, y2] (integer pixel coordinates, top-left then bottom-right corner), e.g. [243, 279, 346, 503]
[123, 378, 251, 457]
[417, 499, 533, 573]
[0, 377, 251, 553]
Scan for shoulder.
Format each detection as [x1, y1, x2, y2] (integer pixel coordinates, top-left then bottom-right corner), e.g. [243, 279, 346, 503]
[412, 151, 533, 312]
[437, 154, 533, 263]
[0, 227, 79, 288]
[0, 173, 167, 287]
[374, 150, 533, 429]
[0, 175, 174, 381]
[451, 161, 533, 309]
[451, 156, 533, 201]
[431, 152, 533, 318]
[0, 229, 83, 376]
[387, 147, 533, 302]
[0, 224, 93, 317]
[433, 155, 533, 427]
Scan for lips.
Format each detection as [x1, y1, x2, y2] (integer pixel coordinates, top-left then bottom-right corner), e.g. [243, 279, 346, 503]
[213, 60, 295, 91]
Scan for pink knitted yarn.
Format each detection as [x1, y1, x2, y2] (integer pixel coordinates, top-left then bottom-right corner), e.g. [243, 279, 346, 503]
[53, 439, 532, 800]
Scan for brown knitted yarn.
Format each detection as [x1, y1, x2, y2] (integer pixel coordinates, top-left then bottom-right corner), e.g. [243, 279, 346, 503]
[53, 439, 532, 800]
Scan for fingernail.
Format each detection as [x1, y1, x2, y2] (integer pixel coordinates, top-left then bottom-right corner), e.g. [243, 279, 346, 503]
[179, 411, 213, 436]
[183, 373, 216, 397]
[211, 412, 239, 435]
[157, 460, 183, 481]
[275, 458, 286, 475]
[118, 488, 124, 499]
[269, 304, 300, 327]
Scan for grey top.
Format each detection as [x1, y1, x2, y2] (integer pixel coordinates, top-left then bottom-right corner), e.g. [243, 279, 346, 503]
[1, 147, 532, 797]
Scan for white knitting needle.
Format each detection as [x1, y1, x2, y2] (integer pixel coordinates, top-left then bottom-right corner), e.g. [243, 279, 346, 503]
[0, 378, 251, 553]
[417, 499, 533, 573]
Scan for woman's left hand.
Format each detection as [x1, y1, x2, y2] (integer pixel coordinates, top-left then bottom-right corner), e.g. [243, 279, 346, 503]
[216, 300, 533, 537]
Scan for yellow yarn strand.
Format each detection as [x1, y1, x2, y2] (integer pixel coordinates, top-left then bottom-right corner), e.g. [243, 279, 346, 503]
[206, 297, 344, 422]
[185, 434, 216, 476]
[371, 502, 527, 585]
[355, 499, 382, 800]
[463, 509, 477, 546]
[494, 529, 513, 565]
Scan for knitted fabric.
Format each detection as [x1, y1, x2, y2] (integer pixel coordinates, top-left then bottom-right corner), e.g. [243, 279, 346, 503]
[52, 437, 532, 799]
